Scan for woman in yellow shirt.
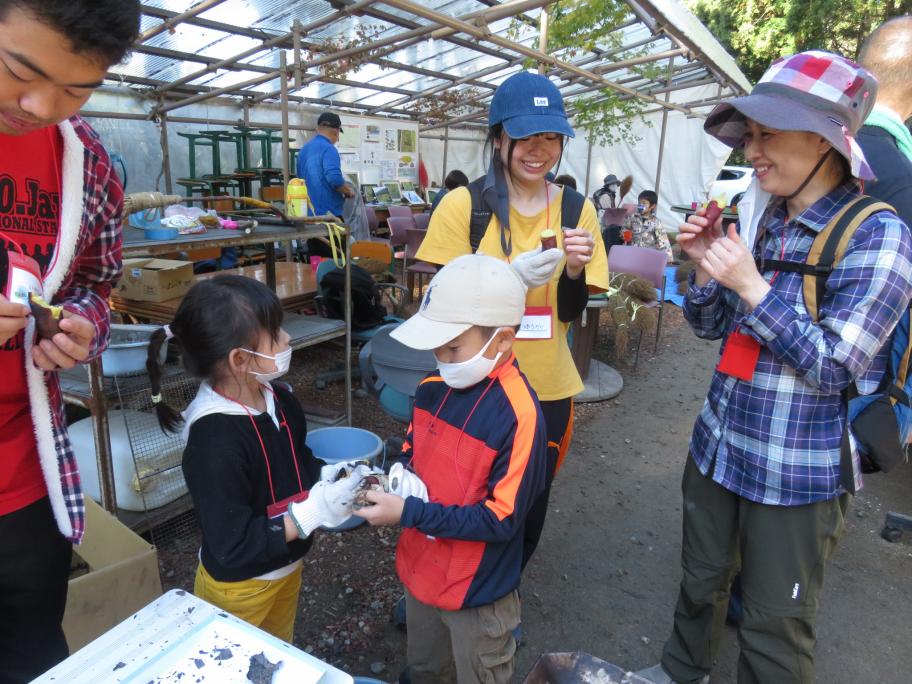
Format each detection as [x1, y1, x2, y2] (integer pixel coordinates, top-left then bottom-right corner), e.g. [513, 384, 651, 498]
[417, 71, 609, 567]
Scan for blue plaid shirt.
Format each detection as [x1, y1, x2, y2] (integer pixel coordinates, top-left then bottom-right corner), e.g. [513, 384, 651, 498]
[685, 183, 912, 505]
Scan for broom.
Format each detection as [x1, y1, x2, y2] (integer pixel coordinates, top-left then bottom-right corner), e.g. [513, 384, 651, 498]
[618, 175, 633, 205]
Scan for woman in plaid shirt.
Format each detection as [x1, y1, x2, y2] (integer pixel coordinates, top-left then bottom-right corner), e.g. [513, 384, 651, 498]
[639, 53, 912, 684]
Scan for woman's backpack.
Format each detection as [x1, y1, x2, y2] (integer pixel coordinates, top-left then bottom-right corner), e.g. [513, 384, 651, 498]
[761, 195, 912, 478]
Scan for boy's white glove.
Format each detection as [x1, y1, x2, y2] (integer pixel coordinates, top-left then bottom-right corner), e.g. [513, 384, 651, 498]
[388, 462, 429, 502]
[510, 246, 563, 289]
[288, 476, 362, 538]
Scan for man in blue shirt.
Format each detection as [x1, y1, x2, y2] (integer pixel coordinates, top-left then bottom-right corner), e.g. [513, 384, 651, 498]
[295, 112, 353, 217]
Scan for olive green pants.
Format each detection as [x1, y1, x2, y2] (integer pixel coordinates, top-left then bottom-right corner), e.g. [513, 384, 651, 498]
[661, 457, 849, 684]
[403, 588, 520, 684]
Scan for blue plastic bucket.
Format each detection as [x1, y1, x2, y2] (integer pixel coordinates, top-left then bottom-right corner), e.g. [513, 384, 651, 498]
[305, 427, 384, 531]
[353, 678, 386, 684]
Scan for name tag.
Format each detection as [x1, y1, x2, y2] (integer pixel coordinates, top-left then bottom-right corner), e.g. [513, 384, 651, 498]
[267, 490, 309, 519]
[516, 306, 553, 340]
[4, 251, 43, 306]
[716, 329, 761, 381]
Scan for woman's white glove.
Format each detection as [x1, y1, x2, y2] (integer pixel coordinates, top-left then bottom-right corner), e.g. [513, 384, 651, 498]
[388, 462, 429, 502]
[510, 246, 563, 289]
[288, 476, 363, 538]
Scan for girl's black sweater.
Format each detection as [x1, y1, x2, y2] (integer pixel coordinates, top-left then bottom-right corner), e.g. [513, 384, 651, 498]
[182, 384, 324, 582]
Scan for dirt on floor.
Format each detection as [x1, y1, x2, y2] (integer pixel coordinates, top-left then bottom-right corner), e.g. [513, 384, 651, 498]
[156, 306, 912, 682]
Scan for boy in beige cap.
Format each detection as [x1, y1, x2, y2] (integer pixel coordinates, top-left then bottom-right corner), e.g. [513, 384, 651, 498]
[356, 254, 548, 684]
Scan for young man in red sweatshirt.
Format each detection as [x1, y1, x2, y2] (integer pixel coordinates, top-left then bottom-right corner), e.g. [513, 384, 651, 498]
[0, 2, 139, 680]
[356, 254, 548, 683]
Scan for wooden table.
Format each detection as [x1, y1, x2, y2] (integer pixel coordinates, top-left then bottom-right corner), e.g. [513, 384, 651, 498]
[123, 221, 336, 291]
[110, 262, 319, 323]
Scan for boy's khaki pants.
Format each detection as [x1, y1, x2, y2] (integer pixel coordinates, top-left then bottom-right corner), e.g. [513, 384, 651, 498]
[404, 588, 520, 684]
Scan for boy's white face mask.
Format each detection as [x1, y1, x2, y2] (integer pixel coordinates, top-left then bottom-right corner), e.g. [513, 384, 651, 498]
[435, 328, 504, 389]
[242, 347, 293, 382]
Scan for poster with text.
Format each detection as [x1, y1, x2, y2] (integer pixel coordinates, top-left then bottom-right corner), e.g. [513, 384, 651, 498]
[383, 129, 397, 152]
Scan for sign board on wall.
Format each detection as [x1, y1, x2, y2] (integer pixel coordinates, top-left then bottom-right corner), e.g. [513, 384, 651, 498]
[335, 116, 420, 185]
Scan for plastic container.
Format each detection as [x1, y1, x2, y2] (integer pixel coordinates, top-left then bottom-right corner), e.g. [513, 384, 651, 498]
[69, 409, 187, 512]
[305, 427, 383, 531]
[353, 678, 386, 684]
[101, 324, 168, 377]
[286, 178, 311, 217]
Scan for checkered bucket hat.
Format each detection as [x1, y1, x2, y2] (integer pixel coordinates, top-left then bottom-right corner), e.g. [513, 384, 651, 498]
[704, 51, 879, 179]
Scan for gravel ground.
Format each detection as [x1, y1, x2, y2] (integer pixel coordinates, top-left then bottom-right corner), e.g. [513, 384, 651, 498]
[154, 302, 912, 683]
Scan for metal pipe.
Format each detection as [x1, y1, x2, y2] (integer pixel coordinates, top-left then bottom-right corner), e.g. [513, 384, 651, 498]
[252, 0, 550, 106]
[654, 56, 675, 193]
[344, 231, 352, 426]
[280, 52, 293, 263]
[591, 47, 686, 74]
[155, 31, 291, 95]
[159, 110, 173, 194]
[584, 137, 593, 196]
[139, 0, 230, 43]
[88, 359, 117, 513]
[538, 9, 549, 75]
[441, 126, 449, 180]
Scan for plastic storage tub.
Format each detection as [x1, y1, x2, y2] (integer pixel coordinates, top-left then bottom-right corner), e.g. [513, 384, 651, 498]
[305, 427, 383, 531]
[69, 409, 187, 512]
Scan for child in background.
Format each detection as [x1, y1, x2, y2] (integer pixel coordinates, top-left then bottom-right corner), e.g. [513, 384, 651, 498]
[145, 275, 365, 641]
[356, 255, 549, 684]
[624, 189, 674, 262]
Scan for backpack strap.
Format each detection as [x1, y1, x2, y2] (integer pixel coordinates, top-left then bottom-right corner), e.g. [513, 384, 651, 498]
[468, 176, 491, 253]
[559, 187, 586, 230]
[803, 196, 893, 322]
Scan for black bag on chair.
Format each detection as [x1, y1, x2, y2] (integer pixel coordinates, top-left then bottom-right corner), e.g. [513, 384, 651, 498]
[319, 264, 388, 331]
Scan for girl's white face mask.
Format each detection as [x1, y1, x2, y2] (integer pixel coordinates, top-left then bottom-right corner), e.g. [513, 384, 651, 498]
[435, 328, 504, 389]
[242, 347, 292, 382]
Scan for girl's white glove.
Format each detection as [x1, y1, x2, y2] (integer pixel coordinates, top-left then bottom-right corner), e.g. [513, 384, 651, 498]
[510, 246, 563, 289]
[389, 462, 429, 502]
[288, 476, 362, 537]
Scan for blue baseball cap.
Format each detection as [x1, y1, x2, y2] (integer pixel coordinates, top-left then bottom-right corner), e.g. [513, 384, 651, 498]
[489, 71, 575, 139]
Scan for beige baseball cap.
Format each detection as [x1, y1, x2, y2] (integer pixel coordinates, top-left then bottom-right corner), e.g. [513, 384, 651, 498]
[390, 254, 528, 350]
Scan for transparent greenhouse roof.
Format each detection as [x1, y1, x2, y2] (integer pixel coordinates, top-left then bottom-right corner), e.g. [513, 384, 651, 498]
[107, 0, 751, 128]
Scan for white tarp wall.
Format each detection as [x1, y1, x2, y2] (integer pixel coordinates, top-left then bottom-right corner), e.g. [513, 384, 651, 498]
[83, 82, 729, 231]
[82, 89, 418, 197]
[418, 82, 732, 230]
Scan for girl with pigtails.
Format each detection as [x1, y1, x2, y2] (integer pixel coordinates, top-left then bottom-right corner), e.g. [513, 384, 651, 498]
[145, 274, 366, 641]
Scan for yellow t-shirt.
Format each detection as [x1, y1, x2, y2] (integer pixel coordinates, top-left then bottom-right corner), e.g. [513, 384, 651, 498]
[417, 185, 609, 401]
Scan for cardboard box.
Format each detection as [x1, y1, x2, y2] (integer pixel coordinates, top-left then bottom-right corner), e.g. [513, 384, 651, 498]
[118, 258, 193, 302]
[63, 497, 162, 651]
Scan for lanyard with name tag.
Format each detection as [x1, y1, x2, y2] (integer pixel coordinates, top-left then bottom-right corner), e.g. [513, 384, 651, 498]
[2, 237, 43, 306]
[716, 328, 761, 381]
[516, 306, 553, 340]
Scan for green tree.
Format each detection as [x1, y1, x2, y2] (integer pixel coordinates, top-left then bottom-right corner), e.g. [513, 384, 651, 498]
[688, 0, 912, 83]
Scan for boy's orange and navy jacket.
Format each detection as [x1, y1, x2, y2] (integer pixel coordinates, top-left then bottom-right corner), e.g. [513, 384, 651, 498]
[396, 353, 548, 611]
